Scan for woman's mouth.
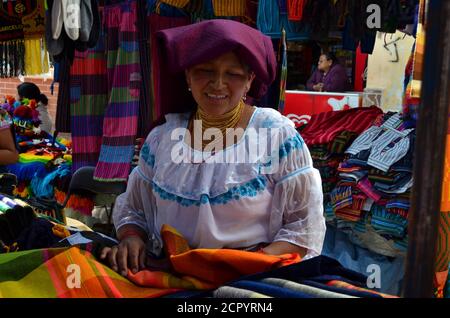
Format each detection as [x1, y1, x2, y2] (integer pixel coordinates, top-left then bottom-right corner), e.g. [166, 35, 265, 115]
[205, 93, 227, 100]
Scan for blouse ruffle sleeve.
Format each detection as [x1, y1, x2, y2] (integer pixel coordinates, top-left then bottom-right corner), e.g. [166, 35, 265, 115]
[112, 125, 161, 237]
[268, 124, 326, 259]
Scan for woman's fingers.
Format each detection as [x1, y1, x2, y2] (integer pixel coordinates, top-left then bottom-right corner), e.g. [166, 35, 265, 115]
[128, 244, 140, 274]
[100, 247, 111, 259]
[108, 246, 119, 272]
[117, 245, 129, 277]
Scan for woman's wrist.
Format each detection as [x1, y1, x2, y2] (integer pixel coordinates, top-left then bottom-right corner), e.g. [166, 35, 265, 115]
[117, 225, 147, 241]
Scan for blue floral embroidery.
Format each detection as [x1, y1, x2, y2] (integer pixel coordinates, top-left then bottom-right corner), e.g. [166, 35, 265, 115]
[152, 176, 267, 207]
[140, 143, 155, 168]
[279, 134, 304, 159]
[260, 134, 304, 171]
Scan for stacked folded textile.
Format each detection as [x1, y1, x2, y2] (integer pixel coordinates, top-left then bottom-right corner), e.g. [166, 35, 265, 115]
[299, 106, 384, 216]
[327, 113, 414, 257]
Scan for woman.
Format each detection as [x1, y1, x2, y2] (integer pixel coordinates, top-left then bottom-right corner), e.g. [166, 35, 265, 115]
[101, 20, 326, 276]
[0, 109, 19, 171]
[306, 52, 350, 92]
[17, 82, 53, 133]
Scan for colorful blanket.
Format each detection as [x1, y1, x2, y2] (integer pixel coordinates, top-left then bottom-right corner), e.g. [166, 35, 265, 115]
[0, 224, 300, 298]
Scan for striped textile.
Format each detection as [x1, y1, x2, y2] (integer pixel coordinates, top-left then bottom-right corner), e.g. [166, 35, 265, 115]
[261, 278, 357, 298]
[441, 135, 450, 211]
[328, 131, 358, 154]
[345, 126, 383, 155]
[70, 39, 108, 173]
[435, 213, 450, 272]
[326, 280, 398, 298]
[410, 0, 426, 98]
[330, 186, 353, 211]
[160, 0, 189, 8]
[94, 0, 141, 181]
[357, 178, 382, 202]
[370, 205, 408, 238]
[212, 0, 246, 16]
[0, 224, 299, 297]
[278, 28, 287, 113]
[128, 224, 301, 289]
[299, 106, 383, 146]
[335, 194, 366, 222]
[0, 245, 178, 298]
[213, 286, 271, 298]
[287, 0, 306, 21]
[367, 129, 413, 172]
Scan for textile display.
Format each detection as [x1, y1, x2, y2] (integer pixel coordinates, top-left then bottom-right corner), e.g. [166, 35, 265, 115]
[94, 0, 141, 182]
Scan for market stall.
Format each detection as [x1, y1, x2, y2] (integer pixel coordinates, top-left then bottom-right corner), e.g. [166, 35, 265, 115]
[0, 0, 448, 299]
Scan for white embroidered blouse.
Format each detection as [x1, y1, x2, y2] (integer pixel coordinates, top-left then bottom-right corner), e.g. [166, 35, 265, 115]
[113, 107, 326, 259]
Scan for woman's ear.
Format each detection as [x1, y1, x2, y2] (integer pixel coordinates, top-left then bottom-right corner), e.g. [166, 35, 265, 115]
[246, 72, 256, 91]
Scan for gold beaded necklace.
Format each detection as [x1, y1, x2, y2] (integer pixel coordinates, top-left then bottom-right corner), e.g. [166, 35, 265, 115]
[191, 100, 245, 149]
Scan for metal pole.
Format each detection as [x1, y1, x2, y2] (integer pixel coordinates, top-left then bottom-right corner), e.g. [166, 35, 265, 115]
[402, 0, 450, 297]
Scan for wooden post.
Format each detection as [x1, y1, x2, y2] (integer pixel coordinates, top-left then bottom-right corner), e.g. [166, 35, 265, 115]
[402, 0, 450, 297]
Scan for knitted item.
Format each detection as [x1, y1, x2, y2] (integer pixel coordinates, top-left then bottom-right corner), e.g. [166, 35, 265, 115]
[212, 0, 246, 17]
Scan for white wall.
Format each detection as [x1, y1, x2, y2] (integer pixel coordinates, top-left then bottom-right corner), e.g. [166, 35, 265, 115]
[366, 31, 415, 112]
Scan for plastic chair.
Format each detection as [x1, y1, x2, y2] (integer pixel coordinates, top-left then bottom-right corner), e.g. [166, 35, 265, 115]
[61, 166, 127, 235]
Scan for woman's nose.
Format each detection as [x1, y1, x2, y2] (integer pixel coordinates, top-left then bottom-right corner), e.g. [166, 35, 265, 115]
[210, 73, 226, 89]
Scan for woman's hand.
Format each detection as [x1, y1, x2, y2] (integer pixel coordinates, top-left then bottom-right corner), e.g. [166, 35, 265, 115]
[100, 236, 147, 276]
[313, 83, 324, 92]
[261, 241, 307, 258]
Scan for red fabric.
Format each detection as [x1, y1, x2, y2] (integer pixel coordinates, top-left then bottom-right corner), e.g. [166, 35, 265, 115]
[288, 0, 306, 21]
[354, 44, 367, 92]
[299, 106, 383, 145]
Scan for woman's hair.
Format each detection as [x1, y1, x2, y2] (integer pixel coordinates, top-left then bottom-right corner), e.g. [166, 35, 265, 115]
[323, 52, 338, 65]
[17, 82, 48, 105]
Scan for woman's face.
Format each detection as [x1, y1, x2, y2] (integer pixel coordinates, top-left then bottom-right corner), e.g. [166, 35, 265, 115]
[318, 54, 333, 72]
[185, 51, 255, 116]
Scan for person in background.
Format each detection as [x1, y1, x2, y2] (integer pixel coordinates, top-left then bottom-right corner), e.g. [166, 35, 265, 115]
[0, 109, 18, 172]
[306, 52, 350, 92]
[17, 82, 53, 133]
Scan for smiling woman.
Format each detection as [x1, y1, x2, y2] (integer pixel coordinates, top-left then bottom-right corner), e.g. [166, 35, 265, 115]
[101, 19, 326, 277]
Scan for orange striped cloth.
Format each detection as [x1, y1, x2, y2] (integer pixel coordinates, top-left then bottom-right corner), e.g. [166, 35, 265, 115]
[0, 246, 179, 298]
[211, 0, 246, 16]
[0, 224, 300, 297]
[128, 224, 301, 289]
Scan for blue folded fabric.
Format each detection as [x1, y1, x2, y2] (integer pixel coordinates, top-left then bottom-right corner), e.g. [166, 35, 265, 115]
[230, 280, 313, 298]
